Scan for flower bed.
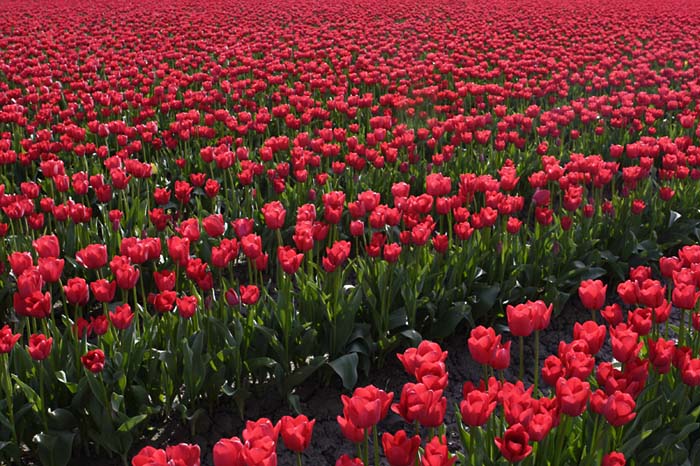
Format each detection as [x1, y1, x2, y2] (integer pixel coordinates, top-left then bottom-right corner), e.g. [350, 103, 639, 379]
[131, 250, 700, 465]
[1, 0, 700, 463]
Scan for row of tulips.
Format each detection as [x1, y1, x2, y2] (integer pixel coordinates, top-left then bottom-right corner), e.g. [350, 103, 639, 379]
[128, 246, 700, 465]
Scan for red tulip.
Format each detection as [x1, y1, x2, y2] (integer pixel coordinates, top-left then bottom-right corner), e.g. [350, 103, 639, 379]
[8, 252, 34, 276]
[636, 279, 665, 308]
[421, 436, 456, 466]
[240, 285, 260, 305]
[322, 240, 351, 272]
[202, 214, 225, 237]
[573, 321, 606, 355]
[602, 391, 636, 427]
[132, 446, 168, 466]
[280, 415, 315, 452]
[659, 256, 682, 278]
[672, 283, 700, 309]
[0, 325, 21, 353]
[342, 385, 393, 429]
[242, 418, 280, 444]
[167, 236, 191, 266]
[335, 455, 363, 466]
[27, 333, 52, 360]
[89, 315, 109, 336]
[337, 414, 366, 444]
[153, 291, 177, 313]
[154, 270, 176, 292]
[506, 302, 534, 337]
[616, 280, 638, 305]
[555, 377, 590, 417]
[397, 341, 447, 378]
[178, 218, 200, 242]
[460, 389, 496, 427]
[541, 355, 566, 387]
[601, 303, 623, 326]
[164, 444, 201, 466]
[602, 452, 626, 466]
[527, 411, 554, 442]
[91, 279, 117, 302]
[277, 246, 304, 274]
[176, 295, 198, 319]
[681, 357, 700, 386]
[81, 349, 105, 373]
[37, 257, 64, 283]
[33, 235, 60, 258]
[213, 437, 245, 466]
[76, 244, 108, 269]
[64, 277, 90, 305]
[262, 201, 286, 229]
[110, 304, 134, 330]
[610, 324, 642, 363]
[381, 430, 421, 466]
[494, 423, 532, 463]
[241, 234, 263, 259]
[578, 279, 607, 310]
[468, 326, 498, 365]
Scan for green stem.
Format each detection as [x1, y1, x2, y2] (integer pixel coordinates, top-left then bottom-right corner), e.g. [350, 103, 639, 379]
[2, 354, 17, 444]
[519, 335, 524, 382]
[39, 362, 48, 431]
[680, 309, 687, 346]
[534, 331, 540, 396]
[373, 424, 380, 466]
[296, 451, 303, 466]
[363, 429, 370, 466]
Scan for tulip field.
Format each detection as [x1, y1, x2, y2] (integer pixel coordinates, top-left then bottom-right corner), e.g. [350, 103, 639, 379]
[3, 0, 700, 463]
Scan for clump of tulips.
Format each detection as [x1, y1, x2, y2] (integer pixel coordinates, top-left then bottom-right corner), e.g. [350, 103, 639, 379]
[130, 246, 700, 464]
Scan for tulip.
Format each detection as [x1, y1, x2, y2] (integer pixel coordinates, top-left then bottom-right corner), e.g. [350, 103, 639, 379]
[602, 391, 636, 427]
[213, 437, 245, 466]
[494, 423, 532, 463]
[555, 376, 590, 417]
[76, 244, 108, 269]
[240, 285, 260, 305]
[280, 415, 315, 453]
[335, 455, 363, 466]
[81, 349, 105, 373]
[468, 326, 498, 365]
[602, 452, 626, 466]
[0, 326, 21, 354]
[421, 436, 456, 466]
[202, 213, 225, 237]
[176, 295, 198, 319]
[381, 430, 420, 466]
[64, 277, 90, 305]
[578, 279, 607, 313]
[110, 304, 134, 331]
[460, 389, 496, 427]
[33, 235, 60, 258]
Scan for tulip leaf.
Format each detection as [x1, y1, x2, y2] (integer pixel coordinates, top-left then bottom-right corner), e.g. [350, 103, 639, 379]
[471, 284, 500, 316]
[283, 355, 327, 393]
[669, 210, 681, 227]
[47, 409, 77, 430]
[33, 431, 75, 466]
[329, 353, 359, 389]
[11, 375, 41, 412]
[117, 414, 148, 432]
[430, 302, 470, 338]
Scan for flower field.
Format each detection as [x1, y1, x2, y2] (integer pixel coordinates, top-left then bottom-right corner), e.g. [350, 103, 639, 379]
[2, 0, 700, 463]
